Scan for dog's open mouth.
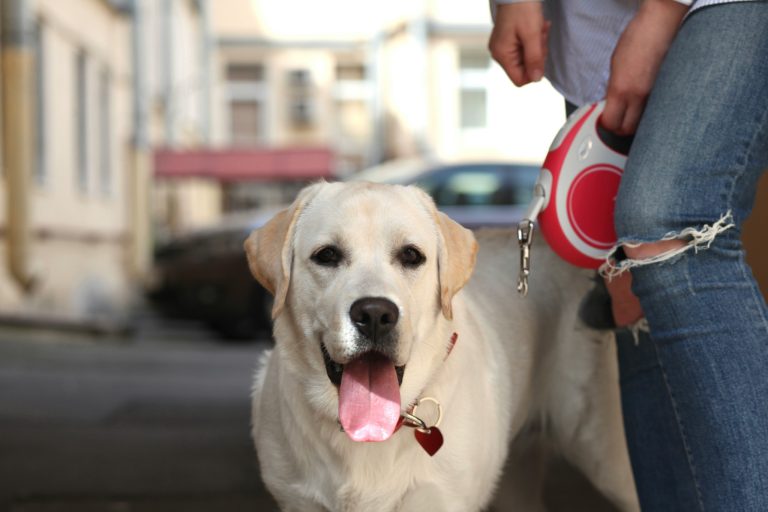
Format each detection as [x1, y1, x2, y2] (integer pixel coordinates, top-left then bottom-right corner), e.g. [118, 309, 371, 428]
[321, 343, 405, 442]
[321, 343, 405, 387]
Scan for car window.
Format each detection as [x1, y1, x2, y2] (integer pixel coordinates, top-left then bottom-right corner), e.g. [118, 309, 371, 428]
[439, 172, 500, 206]
[503, 165, 539, 205]
[415, 164, 539, 207]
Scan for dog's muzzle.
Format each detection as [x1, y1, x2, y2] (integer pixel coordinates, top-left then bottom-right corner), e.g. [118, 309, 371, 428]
[349, 297, 399, 344]
[321, 296, 405, 388]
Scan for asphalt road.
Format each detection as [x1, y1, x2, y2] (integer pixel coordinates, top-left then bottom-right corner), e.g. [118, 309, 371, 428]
[0, 314, 618, 512]
[0, 317, 278, 512]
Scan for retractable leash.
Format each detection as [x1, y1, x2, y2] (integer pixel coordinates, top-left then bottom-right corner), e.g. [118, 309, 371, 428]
[517, 101, 634, 296]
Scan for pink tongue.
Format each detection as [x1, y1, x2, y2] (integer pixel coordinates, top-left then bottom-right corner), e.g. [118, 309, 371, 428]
[339, 353, 401, 442]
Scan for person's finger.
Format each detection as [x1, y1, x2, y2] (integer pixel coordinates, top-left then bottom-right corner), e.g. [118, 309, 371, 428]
[601, 94, 627, 134]
[498, 56, 528, 86]
[490, 37, 529, 86]
[620, 99, 645, 135]
[520, 26, 545, 82]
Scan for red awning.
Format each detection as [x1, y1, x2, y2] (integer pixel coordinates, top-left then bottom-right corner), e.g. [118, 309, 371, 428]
[154, 147, 334, 182]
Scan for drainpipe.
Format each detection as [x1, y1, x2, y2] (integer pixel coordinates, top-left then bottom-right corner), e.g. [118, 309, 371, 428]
[162, 0, 175, 145]
[408, 15, 430, 157]
[128, 0, 151, 280]
[131, 0, 148, 153]
[1, 0, 35, 291]
[199, 0, 212, 145]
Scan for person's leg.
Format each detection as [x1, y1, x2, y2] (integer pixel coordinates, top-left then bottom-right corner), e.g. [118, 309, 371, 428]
[610, 2, 768, 511]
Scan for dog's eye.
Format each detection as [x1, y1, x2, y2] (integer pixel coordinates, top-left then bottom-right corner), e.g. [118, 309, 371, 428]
[311, 246, 343, 267]
[398, 245, 426, 268]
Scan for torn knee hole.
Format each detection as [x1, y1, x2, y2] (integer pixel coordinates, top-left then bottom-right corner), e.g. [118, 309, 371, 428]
[624, 239, 687, 260]
[600, 211, 735, 278]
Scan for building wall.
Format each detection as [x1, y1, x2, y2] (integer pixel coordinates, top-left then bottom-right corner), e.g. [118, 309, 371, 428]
[425, 36, 565, 163]
[153, 178, 222, 239]
[212, 0, 379, 168]
[0, 0, 136, 320]
[34, 0, 131, 234]
[0, 43, 4, 227]
[144, 0, 222, 235]
[211, 0, 565, 173]
[142, 0, 205, 147]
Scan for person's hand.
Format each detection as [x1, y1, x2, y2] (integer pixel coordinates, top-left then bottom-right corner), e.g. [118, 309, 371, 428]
[602, 0, 688, 135]
[488, 2, 550, 86]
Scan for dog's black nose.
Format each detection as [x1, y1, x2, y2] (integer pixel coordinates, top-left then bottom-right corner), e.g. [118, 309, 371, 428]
[349, 298, 399, 341]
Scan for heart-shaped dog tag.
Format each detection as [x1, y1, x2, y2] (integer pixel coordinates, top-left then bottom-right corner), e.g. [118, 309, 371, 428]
[414, 427, 443, 456]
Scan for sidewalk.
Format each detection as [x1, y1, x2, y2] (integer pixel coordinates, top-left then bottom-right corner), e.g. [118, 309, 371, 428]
[0, 325, 278, 512]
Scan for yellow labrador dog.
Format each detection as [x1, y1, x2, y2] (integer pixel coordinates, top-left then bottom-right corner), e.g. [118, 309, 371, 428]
[245, 181, 638, 512]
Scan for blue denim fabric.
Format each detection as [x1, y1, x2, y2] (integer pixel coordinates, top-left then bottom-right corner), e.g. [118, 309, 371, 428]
[613, 2, 768, 511]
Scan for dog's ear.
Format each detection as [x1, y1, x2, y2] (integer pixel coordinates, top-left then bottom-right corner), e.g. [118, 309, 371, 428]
[435, 211, 478, 319]
[408, 186, 477, 320]
[244, 182, 324, 319]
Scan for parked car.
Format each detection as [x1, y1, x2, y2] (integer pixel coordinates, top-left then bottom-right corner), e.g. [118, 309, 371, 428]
[352, 158, 539, 228]
[148, 160, 540, 340]
[148, 208, 280, 340]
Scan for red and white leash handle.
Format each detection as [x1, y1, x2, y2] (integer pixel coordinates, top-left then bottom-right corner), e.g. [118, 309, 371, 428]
[517, 101, 632, 296]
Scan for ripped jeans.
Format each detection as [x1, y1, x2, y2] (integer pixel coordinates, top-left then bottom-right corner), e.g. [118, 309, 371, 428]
[610, 3, 768, 511]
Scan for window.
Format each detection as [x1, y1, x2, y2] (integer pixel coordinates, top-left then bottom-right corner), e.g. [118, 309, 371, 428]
[419, 169, 503, 207]
[415, 165, 539, 207]
[289, 98, 313, 127]
[34, 20, 46, 185]
[336, 63, 365, 81]
[227, 63, 263, 83]
[99, 68, 111, 195]
[332, 59, 370, 173]
[230, 100, 262, 146]
[227, 63, 266, 145]
[288, 69, 311, 88]
[76, 50, 88, 192]
[459, 47, 491, 130]
[287, 69, 314, 127]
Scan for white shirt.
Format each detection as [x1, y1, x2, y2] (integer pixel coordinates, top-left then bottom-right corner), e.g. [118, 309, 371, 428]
[491, 0, 752, 106]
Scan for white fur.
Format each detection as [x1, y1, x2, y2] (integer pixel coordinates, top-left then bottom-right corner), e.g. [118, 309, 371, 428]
[249, 182, 639, 512]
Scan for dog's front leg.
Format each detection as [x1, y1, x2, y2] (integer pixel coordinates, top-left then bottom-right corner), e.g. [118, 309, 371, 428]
[267, 480, 331, 512]
[398, 484, 456, 512]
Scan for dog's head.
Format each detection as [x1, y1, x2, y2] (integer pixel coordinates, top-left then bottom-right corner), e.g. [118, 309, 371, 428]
[245, 181, 477, 442]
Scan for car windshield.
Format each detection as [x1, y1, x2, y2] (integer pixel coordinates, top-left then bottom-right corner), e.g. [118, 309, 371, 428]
[413, 164, 539, 208]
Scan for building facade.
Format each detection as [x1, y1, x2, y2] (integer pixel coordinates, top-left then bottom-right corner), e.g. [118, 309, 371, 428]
[0, 0, 209, 324]
[211, 0, 565, 168]
[0, 0, 135, 322]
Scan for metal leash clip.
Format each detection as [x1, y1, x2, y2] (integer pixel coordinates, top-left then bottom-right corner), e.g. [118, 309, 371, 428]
[517, 220, 534, 296]
[517, 184, 546, 297]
